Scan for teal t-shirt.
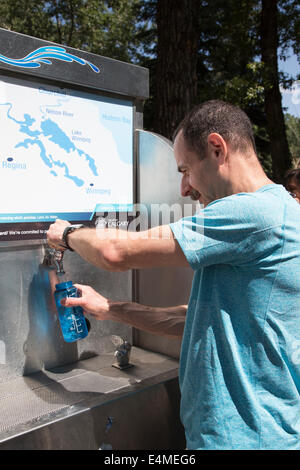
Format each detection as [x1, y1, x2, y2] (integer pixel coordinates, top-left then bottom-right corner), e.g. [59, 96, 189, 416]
[170, 184, 300, 450]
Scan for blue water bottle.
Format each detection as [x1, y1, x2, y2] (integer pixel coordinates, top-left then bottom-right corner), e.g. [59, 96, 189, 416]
[54, 281, 88, 343]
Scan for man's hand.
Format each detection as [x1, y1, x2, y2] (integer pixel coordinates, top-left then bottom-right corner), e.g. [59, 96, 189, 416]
[47, 219, 71, 250]
[60, 284, 110, 320]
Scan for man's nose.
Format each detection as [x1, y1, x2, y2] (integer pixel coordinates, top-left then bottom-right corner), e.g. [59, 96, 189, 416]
[181, 178, 192, 198]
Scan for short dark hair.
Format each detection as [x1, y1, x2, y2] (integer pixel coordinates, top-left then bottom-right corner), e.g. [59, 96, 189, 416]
[284, 168, 300, 191]
[173, 100, 257, 158]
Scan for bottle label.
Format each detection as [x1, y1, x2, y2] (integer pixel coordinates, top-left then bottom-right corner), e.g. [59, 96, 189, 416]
[69, 313, 84, 334]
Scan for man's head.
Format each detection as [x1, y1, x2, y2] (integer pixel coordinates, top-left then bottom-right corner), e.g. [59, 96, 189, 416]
[174, 100, 257, 159]
[173, 100, 265, 206]
[284, 168, 300, 203]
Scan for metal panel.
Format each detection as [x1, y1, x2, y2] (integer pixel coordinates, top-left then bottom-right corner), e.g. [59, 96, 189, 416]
[0, 349, 185, 450]
[0, 379, 184, 450]
[0, 243, 132, 382]
[134, 131, 197, 359]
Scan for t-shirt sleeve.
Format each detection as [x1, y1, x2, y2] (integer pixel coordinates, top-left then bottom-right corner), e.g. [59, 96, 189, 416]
[169, 194, 283, 270]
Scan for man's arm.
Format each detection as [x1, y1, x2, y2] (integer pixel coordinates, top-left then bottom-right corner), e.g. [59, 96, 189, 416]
[47, 220, 189, 271]
[61, 284, 187, 338]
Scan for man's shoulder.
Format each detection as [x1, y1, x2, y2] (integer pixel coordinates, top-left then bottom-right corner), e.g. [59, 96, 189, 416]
[208, 184, 282, 208]
[203, 184, 287, 230]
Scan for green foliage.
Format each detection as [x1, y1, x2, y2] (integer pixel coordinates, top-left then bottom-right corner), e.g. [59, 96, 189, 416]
[0, 0, 142, 63]
[192, 0, 273, 174]
[58, 0, 143, 62]
[0, 0, 54, 39]
[278, 0, 300, 63]
[285, 113, 300, 165]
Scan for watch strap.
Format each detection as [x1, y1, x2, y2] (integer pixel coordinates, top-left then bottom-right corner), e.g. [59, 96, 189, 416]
[62, 224, 84, 251]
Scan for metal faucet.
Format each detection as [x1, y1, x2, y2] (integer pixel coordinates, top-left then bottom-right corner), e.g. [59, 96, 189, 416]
[43, 247, 65, 276]
[112, 339, 133, 370]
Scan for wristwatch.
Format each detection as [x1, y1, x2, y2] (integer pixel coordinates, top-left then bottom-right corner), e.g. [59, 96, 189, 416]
[62, 224, 85, 251]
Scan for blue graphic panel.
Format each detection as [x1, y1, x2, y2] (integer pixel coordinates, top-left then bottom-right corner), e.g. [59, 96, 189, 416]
[0, 46, 100, 73]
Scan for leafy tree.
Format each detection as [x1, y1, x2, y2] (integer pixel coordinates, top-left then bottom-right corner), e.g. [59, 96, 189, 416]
[194, 0, 273, 174]
[278, 0, 300, 66]
[155, 0, 199, 139]
[285, 113, 300, 165]
[261, 0, 292, 182]
[0, 0, 298, 182]
[0, 0, 142, 63]
[0, 0, 54, 39]
[138, 0, 298, 180]
[48, 0, 142, 62]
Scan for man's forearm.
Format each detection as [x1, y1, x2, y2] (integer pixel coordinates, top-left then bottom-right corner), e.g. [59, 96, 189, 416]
[67, 228, 122, 271]
[59, 283, 186, 338]
[63, 224, 188, 271]
[107, 301, 187, 338]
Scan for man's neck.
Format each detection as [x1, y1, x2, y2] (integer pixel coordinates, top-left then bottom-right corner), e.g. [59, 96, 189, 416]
[225, 155, 274, 196]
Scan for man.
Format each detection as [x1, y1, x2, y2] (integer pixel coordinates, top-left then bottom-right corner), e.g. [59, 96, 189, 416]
[47, 100, 300, 450]
[284, 167, 300, 203]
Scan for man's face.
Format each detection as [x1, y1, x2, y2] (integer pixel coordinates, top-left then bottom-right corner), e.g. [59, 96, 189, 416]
[287, 177, 300, 203]
[173, 130, 220, 207]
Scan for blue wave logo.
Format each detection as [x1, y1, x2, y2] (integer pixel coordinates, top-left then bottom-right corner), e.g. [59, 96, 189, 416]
[0, 46, 100, 73]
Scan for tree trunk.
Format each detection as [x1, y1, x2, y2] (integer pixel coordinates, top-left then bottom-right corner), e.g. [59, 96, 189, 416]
[260, 0, 291, 182]
[155, 0, 199, 140]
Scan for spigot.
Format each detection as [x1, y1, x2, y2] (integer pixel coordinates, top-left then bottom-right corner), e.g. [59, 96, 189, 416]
[43, 247, 65, 276]
[112, 340, 133, 370]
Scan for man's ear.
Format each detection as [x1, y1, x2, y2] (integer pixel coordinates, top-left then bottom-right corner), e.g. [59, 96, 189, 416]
[207, 133, 227, 163]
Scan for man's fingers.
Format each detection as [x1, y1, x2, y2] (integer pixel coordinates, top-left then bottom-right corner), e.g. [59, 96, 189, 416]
[74, 283, 85, 290]
[74, 284, 93, 296]
[60, 297, 83, 307]
[46, 219, 71, 248]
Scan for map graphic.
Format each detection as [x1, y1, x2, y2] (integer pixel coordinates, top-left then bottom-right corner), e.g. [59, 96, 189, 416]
[0, 76, 133, 223]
